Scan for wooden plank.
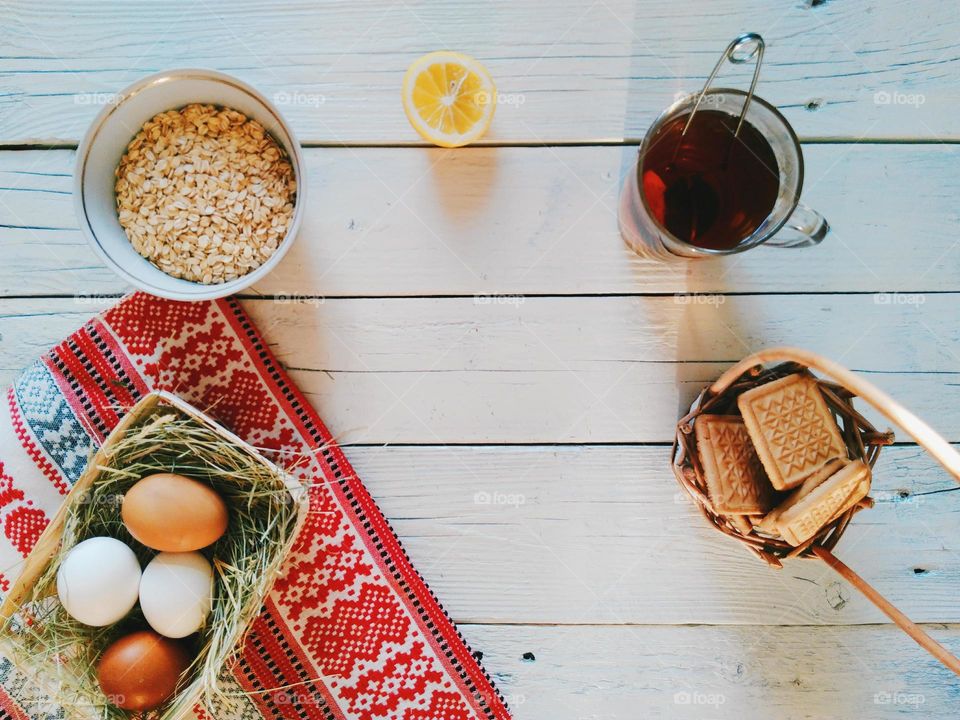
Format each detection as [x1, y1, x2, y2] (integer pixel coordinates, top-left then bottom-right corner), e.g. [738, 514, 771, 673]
[292, 366, 960, 444]
[463, 623, 960, 719]
[1, 1, 957, 144]
[251, 293, 960, 444]
[3, 144, 960, 296]
[348, 444, 960, 625]
[3, 296, 960, 444]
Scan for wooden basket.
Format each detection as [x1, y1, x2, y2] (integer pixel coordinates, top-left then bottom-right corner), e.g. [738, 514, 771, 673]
[673, 347, 960, 676]
[0, 391, 309, 719]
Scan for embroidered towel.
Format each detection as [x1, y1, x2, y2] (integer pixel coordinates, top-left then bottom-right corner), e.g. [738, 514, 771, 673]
[0, 293, 509, 720]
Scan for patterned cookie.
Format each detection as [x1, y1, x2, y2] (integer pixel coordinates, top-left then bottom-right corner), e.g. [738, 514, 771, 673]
[756, 457, 847, 535]
[695, 414, 775, 515]
[737, 373, 847, 490]
[775, 460, 871, 546]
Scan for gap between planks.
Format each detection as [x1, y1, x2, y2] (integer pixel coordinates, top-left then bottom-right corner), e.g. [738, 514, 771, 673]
[4, 138, 960, 151]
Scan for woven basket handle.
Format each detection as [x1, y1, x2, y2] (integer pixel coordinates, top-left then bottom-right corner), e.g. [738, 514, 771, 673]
[712, 346, 960, 675]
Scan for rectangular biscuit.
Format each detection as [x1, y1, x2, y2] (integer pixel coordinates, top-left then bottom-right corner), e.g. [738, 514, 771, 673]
[729, 514, 753, 535]
[756, 458, 848, 535]
[775, 460, 871, 546]
[694, 414, 776, 515]
[737, 373, 847, 490]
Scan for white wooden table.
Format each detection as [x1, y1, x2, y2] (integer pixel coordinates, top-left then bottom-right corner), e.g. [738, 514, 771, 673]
[3, 2, 960, 717]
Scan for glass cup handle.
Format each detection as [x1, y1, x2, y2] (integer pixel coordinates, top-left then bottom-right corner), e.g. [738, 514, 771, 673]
[765, 202, 830, 248]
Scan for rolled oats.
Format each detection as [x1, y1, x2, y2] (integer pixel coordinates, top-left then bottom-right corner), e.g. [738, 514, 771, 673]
[115, 104, 297, 284]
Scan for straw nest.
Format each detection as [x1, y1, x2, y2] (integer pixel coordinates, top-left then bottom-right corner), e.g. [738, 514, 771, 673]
[2, 405, 303, 719]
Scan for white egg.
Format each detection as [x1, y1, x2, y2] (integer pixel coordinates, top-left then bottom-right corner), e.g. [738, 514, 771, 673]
[139, 551, 213, 638]
[56, 537, 141, 626]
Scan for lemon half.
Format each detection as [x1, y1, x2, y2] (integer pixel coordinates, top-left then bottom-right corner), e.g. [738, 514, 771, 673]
[402, 51, 496, 148]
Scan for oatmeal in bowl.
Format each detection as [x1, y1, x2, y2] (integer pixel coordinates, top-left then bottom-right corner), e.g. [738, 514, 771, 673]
[75, 69, 305, 301]
[115, 104, 297, 285]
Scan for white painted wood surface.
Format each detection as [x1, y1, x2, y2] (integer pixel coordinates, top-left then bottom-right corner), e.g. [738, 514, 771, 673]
[464, 624, 960, 719]
[2, 2, 959, 718]
[3, 145, 960, 296]
[4, 297, 960, 443]
[1, 1, 958, 143]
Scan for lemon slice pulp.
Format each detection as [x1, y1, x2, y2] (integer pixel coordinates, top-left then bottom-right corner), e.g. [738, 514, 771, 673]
[402, 51, 496, 148]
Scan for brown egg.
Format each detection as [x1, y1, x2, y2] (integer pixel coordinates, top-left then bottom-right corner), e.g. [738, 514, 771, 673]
[97, 630, 191, 711]
[122, 473, 228, 552]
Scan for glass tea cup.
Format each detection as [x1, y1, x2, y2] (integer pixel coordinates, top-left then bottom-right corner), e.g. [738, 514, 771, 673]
[619, 88, 829, 260]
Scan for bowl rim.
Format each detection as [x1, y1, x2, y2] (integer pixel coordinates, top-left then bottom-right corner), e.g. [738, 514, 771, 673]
[73, 68, 307, 301]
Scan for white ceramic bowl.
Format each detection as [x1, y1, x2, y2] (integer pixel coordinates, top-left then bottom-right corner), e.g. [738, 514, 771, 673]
[74, 69, 306, 301]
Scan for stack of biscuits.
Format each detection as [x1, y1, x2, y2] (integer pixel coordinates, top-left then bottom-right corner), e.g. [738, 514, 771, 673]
[694, 373, 871, 547]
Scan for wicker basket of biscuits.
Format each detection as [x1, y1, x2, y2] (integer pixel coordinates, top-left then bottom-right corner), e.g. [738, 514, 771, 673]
[673, 347, 960, 675]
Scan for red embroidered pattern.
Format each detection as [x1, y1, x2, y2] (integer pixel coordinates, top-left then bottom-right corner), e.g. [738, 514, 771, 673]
[339, 642, 446, 720]
[0, 683, 30, 720]
[0, 463, 24, 510]
[102, 294, 211, 356]
[3, 506, 46, 558]
[0, 462, 42, 560]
